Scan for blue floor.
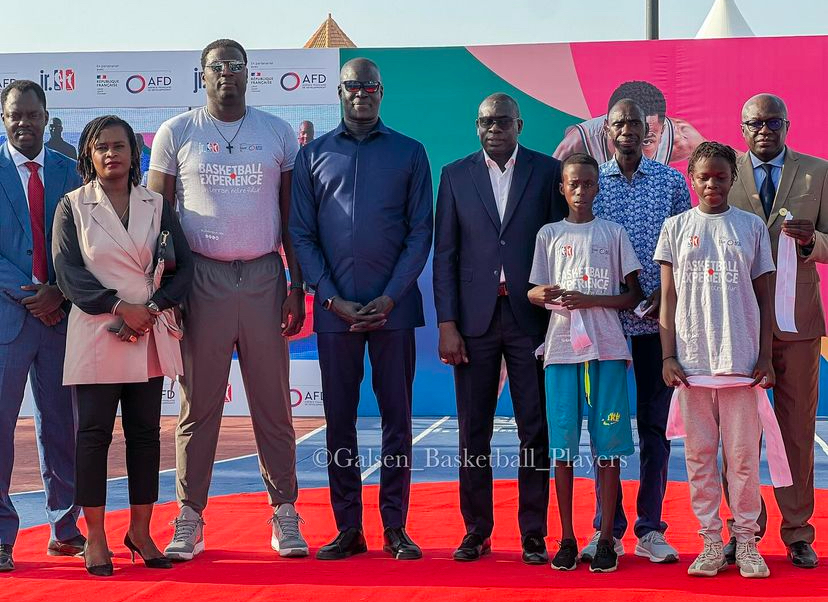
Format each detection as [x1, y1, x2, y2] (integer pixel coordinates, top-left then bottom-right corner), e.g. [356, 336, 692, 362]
[12, 418, 828, 530]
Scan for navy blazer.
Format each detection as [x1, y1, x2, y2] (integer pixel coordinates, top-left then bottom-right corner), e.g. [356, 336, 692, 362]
[0, 144, 81, 343]
[290, 120, 434, 333]
[433, 145, 566, 339]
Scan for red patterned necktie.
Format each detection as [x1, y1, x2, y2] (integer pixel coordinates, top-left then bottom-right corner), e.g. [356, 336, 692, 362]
[25, 161, 48, 283]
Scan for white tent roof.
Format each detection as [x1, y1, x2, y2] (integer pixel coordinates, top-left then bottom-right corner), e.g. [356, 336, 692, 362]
[695, 0, 755, 38]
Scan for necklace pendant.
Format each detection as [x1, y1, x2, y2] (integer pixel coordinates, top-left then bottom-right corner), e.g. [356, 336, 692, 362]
[227, 143, 233, 154]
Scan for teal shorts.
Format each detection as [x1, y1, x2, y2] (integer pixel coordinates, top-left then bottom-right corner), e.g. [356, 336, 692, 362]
[545, 360, 634, 462]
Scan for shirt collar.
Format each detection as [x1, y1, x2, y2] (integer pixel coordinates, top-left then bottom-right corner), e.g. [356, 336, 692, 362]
[749, 148, 786, 169]
[483, 145, 518, 171]
[8, 142, 45, 169]
[334, 118, 390, 138]
[603, 153, 654, 177]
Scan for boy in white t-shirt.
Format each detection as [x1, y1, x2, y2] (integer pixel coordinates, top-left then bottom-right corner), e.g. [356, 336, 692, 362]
[528, 153, 643, 573]
[655, 141, 775, 578]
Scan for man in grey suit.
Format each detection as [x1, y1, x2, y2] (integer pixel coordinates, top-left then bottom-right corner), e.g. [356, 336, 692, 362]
[0, 80, 84, 571]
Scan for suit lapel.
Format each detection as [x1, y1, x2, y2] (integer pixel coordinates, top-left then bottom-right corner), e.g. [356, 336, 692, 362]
[737, 153, 765, 220]
[500, 146, 532, 234]
[89, 183, 145, 268]
[469, 151, 501, 231]
[127, 187, 156, 270]
[768, 149, 799, 228]
[0, 147, 32, 243]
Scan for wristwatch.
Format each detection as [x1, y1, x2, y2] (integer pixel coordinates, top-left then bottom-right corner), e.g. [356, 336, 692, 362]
[146, 300, 160, 312]
[322, 296, 336, 311]
[289, 281, 307, 293]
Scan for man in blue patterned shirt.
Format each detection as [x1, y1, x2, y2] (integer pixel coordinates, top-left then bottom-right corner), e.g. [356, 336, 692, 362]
[580, 98, 691, 565]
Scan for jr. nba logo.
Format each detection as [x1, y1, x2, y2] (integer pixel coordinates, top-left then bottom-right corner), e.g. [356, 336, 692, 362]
[561, 244, 574, 257]
[208, 142, 220, 153]
[688, 235, 700, 248]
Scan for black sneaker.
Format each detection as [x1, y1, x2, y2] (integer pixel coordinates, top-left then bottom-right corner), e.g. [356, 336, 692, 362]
[723, 536, 737, 565]
[590, 539, 618, 573]
[551, 539, 578, 571]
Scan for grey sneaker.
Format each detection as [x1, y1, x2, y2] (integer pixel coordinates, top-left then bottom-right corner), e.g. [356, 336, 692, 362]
[635, 531, 679, 563]
[687, 535, 727, 577]
[579, 531, 624, 562]
[165, 506, 205, 561]
[269, 503, 309, 558]
[735, 540, 770, 578]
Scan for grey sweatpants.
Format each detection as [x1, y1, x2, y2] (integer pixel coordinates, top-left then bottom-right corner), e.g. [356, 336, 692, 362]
[679, 386, 762, 543]
[175, 253, 297, 514]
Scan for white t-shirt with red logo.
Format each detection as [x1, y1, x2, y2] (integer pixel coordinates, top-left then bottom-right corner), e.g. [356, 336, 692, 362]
[654, 206, 775, 376]
[150, 106, 298, 261]
[529, 217, 641, 365]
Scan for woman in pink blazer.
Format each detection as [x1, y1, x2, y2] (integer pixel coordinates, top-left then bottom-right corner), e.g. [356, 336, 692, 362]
[53, 116, 193, 576]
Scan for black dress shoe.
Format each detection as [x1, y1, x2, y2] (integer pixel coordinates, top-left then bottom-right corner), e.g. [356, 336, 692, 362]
[47, 534, 87, 557]
[84, 544, 113, 577]
[787, 541, 818, 568]
[723, 536, 737, 565]
[383, 527, 422, 560]
[124, 534, 173, 569]
[316, 528, 368, 560]
[0, 544, 13, 572]
[453, 533, 491, 562]
[521, 533, 548, 565]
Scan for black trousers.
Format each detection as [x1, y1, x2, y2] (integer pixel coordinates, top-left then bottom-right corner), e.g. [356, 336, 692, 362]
[74, 377, 164, 507]
[317, 329, 415, 531]
[454, 296, 550, 539]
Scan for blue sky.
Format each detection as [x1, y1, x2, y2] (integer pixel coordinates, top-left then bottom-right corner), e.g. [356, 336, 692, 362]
[3, 0, 825, 53]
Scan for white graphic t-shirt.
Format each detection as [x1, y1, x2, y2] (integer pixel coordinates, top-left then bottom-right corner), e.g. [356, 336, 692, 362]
[654, 206, 775, 376]
[150, 107, 298, 261]
[529, 217, 642, 366]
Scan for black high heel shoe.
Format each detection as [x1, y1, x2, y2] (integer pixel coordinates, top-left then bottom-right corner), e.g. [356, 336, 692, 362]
[83, 543, 114, 577]
[124, 534, 173, 569]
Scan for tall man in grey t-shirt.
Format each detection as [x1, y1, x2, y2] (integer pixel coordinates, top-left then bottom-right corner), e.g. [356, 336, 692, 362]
[148, 38, 308, 560]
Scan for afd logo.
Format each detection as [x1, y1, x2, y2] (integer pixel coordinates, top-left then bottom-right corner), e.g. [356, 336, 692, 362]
[280, 71, 327, 91]
[39, 68, 75, 92]
[126, 74, 173, 94]
[290, 388, 324, 408]
[0, 77, 16, 88]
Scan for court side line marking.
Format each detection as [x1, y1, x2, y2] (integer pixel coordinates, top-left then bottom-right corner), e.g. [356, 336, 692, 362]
[360, 416, 451, 482]
[816, 433, 828, 458]
[11, 423, 328, 497]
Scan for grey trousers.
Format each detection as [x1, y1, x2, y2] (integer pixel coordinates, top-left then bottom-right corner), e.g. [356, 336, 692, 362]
[175, 253, 297, 513]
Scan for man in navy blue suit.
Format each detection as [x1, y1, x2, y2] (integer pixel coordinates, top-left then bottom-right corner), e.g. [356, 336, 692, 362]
[0, 80, 84, 571]
[433, 93, 566, 564]
[290, 58, 433, 561]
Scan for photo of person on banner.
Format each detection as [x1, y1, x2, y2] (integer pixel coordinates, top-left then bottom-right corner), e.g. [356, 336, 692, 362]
[554, 80, 706, 166]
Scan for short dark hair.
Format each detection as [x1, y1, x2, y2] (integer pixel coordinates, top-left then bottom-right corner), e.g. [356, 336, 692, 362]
[77, 115, 141, 187]
[201, 39, 248, 68]
[1, 80, 47, 112]
[608, 81, 666, 121]
[687, 141, 738, 183]
[561, 152, 600, 177]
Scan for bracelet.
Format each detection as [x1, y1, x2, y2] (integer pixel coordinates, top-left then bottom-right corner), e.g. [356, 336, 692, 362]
[662, 355, 677, 362]
[289, 282, 306, 292]
[111, 299, 123, 315]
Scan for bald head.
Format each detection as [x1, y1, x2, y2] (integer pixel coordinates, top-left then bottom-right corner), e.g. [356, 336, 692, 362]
[478, 93, 520, 118]
[742, 94, 787, 121]
[340, 58, 381, 82]
[741, 93, 789, 162]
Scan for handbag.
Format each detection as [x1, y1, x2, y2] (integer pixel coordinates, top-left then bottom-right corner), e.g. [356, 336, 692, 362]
[154, 229, 177, 281]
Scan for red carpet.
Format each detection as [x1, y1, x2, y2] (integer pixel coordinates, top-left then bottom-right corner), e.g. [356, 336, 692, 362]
[4, 479, 828, 601]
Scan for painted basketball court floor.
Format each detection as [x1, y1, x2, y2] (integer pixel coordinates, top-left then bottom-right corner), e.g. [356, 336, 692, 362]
[10, 417, 828, 531]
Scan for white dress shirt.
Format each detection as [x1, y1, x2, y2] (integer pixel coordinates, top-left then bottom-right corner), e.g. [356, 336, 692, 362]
[483, 145, 518, 284]
[8, 142, 46, 283]
[749, 148, 785, 194]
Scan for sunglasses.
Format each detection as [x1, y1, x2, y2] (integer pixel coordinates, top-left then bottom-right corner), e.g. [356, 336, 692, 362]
[205, 60, 246, 74]
[477, 117, 518, 130]
[742, 118, 788, 132]
[340, 80, 381, 94]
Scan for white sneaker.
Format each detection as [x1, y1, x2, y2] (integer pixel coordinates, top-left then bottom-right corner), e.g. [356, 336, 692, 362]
[735, 540, 770, 578]
[165, 506, 205, 561]
[579, 531, 624, 562]
[687, 535, 727, 577]
[635, 531, 679, 563]
[269, 503, 309, 558]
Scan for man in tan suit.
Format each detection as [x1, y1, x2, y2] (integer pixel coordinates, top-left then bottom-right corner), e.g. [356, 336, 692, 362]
[727, 93, 828, 569]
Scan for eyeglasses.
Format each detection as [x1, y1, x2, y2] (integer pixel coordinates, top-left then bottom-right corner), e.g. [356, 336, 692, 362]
[205, 60, 246, 74]
[477, 117, 518, 130]
[340, 80, 381, 94]
[742, 118, 789, 132]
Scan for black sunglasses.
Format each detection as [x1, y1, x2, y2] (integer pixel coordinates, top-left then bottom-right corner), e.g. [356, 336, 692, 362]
[205, 60, 246, 74]
[340, 80, 381, 94]
[742, 118, 789, 132]
[477, 116, 518, 130]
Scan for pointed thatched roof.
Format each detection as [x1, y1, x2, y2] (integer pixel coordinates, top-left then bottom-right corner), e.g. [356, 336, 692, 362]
[304, 13, 357, 48]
